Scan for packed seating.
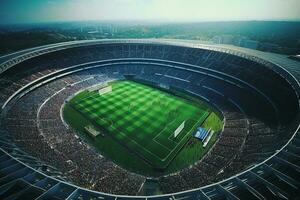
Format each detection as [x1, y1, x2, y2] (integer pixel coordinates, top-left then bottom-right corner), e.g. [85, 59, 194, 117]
[0, 43, 297, 195]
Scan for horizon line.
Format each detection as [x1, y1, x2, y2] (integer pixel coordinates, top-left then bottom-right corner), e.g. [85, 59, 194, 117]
[1, 18, 300, 26]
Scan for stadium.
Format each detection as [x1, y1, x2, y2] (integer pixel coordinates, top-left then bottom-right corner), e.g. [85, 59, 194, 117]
[0, 39, 299, 199]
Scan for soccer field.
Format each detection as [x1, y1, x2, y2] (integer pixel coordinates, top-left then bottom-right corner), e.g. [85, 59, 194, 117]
[67, 80, 210, 169]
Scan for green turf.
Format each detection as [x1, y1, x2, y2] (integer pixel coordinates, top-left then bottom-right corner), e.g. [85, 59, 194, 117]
[68, 80, 209, 168]
[64, 80, 223, 175]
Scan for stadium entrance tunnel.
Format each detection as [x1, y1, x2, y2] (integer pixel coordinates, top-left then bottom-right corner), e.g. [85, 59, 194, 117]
[0, 40, 299, 198]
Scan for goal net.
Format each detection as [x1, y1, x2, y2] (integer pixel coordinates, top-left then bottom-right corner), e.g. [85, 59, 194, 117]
[98, 85, 112, 95]
[87, 83, 108, 92]
[85, 125, 100, 138]
[174, 121, 185, 138]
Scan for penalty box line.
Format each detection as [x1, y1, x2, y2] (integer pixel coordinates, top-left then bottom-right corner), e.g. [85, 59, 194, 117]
[108, 122, 170, 162]
[167, 110, 209, 142]
[159, 111, 210, 162]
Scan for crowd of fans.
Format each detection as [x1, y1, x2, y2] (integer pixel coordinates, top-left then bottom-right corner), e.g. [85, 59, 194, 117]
[2, 70, 144, 195]
[0, 43, 293, 195]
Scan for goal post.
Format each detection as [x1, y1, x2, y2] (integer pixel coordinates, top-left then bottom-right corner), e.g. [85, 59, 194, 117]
[174, 121, 185, 138]
[87, 83, 108, 92]
[85, 125, 100, 138]
[98, 85, 112, 95]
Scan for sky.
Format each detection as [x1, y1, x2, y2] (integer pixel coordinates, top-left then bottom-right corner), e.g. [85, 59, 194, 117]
[0, 0, 300, 24]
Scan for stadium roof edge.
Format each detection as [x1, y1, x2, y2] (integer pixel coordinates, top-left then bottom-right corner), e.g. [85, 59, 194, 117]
[0, 39, 300, 198]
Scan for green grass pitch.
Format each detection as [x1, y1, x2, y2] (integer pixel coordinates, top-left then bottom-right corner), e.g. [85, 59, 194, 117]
[67, 80, 210, 169]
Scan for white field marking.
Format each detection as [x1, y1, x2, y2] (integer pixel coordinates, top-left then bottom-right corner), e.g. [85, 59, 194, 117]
[80, 98, 173, 160]
[134, 104, 178, 151]
[158, 111, 210, 162]
[151, 95, 192, 142]
[153, 104, 207, 146]
[152, 118, 179, 148]
[121, 89, 176, 151]
[167, 119, 195, 142]
[151, 109, 210, 161]
[79, 82, 210, 163]
[107, 120, 169, 161]
[152, 115, 177, 141]
[152, 107, 179, 142]
[133, 88, 209, 161]
[166, 109, 209, 142]
[79, 88, 172, 160]
[148, 136, 173, 152]
[167, 111, 209, 143]
[74, 92, 101, 105]
[75, 82, 128, 105]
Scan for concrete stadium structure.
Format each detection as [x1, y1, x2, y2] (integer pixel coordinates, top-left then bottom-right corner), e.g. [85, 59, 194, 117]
[0, 39, 299, 199]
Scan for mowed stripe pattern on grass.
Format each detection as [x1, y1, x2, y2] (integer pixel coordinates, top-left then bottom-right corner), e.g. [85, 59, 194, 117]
[72, 81, 209, 168]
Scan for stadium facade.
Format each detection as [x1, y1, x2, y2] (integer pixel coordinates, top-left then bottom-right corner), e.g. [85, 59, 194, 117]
[0, 39, 299, 199]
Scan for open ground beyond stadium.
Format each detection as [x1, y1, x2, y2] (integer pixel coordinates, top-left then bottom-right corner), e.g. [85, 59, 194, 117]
[63, 80, 222, 175]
